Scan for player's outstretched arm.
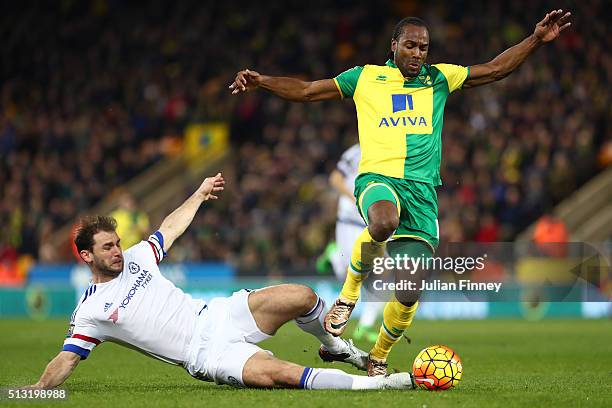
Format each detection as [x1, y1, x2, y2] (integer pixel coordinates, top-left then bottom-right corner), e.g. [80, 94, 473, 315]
[157, 173, 225, 252]
[464, 9, 571, 88]
[24, 351, 81, 389]
[229, 69, 341, 102]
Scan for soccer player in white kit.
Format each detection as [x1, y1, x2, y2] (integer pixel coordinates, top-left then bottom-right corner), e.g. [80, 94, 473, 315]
[329, 145, 383, 342]
[24, 173, 417, 390]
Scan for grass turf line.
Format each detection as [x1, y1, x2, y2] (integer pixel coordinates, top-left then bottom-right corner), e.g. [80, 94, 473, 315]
[1, 319, 610, 407]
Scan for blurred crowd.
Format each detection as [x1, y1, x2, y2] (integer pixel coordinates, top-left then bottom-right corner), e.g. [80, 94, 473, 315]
[1, 1, 609, 276]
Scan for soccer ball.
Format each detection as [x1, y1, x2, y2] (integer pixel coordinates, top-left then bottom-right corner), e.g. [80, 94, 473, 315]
[412, 345, 462, 390]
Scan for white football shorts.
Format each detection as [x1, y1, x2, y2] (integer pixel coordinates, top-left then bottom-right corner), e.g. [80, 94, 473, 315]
[184, 289, 272, 387]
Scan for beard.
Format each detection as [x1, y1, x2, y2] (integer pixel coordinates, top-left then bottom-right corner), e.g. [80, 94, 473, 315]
[399, 61, 421, 78]
[93, 258, 123, 277]
[395, 54, 423, 79]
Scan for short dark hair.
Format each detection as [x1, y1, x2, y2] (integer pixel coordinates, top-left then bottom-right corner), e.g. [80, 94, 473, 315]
[392, 17, 429, 42]
[74, 215, 117, 252]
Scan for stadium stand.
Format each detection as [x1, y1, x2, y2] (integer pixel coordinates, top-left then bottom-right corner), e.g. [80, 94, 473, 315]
[0, 1, 609, 276]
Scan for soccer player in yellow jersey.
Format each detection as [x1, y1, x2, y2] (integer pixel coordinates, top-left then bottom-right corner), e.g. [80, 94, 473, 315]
[230, 10, 571, 375]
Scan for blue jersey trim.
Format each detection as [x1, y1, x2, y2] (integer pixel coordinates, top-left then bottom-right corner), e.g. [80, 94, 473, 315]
[153, 231, 167, 258]
[62, 344, 90, 360]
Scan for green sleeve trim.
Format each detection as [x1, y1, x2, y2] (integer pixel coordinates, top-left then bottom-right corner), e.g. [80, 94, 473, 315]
[332, 78, 344, 99]
[334, 66, 363, 98]
[461, 66, 471, 89]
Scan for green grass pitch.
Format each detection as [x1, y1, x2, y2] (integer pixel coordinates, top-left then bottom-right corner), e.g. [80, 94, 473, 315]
[1, 318, 611, 407]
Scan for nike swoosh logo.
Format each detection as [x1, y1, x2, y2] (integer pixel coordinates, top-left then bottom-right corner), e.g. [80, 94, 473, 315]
[330, 321, 348, 330]
[415, 378, 435, 385]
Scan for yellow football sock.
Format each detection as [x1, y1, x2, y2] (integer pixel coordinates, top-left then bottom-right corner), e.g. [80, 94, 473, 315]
[370, 299, 419, 361]
[339, 227, 385, 302]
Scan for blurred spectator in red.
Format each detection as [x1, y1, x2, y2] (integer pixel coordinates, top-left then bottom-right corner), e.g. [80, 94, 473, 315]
[475, 213, 500, 242]
[533, 214, 569, 257]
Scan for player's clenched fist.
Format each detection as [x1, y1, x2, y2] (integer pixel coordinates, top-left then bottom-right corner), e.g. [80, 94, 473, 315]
[229, 69, 261, 94]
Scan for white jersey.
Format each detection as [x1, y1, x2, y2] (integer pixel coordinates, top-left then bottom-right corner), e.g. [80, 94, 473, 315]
[336, 144, 365, 226]
[62, 232, 206, 365]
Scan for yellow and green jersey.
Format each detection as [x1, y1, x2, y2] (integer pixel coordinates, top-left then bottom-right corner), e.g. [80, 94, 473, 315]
[334, 60, 469, 185]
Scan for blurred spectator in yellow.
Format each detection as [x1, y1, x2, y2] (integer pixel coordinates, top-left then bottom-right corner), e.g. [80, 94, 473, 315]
[109, 191, 150, 249]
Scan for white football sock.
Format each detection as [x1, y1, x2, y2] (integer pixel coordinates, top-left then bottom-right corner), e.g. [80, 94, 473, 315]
[330, 248, 346, 281]
[358, 298, 383, 328]
[300, 367, 383, 390]
[295, 295, 344, 354]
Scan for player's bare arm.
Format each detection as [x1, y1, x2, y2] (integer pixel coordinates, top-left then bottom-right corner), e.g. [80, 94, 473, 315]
[158, 173, 225, 252]
[330, 169, 356, 203]
[229, 69, 340, 102]
[464, 9, 571, 88]
[24, 351, 80, 389]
